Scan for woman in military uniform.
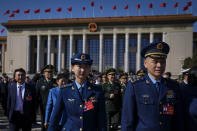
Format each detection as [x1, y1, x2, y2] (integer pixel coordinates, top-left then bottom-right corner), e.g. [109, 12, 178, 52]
[48, 53, 106, 131]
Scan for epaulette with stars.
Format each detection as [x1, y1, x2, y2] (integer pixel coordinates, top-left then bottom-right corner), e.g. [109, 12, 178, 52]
[61, 83, 73, 89]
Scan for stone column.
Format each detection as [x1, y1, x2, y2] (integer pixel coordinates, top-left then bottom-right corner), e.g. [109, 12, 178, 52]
[113, 33, 117, 69]
[150, 32, 154, 43]
[69, 34, 73, 72]
[82, 33, 86, 53]
[47, 34, 51, 65]
[99, 33, 103, 72]
[26, 36, 31, 73]
[36, 35, 41, 72]
[136, 32, 141, 71]
[125, 33, 129, 73]
[162, 32, 166, 42]
[58, 34, 62, 72]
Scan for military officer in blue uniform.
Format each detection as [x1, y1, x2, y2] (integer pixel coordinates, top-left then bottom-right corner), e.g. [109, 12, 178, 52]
[121, 42, 184, 131]
[48, 53, 107, 131]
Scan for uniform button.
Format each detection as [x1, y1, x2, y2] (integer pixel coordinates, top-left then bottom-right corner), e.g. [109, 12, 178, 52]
[160, 122, 163, 125]
[80, 105, 83, 108]
[80, 116, 83, 119]
[80, 128, 82, 131]
[160, 102, 162, 104]
[160, 112, 162, 115]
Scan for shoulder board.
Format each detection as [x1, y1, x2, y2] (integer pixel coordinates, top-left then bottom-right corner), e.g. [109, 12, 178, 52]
[61, 83, 73, 88]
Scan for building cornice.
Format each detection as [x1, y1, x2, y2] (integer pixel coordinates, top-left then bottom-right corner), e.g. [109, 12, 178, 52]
[0, 36, 7, 41]
[2, 14, 197, 29]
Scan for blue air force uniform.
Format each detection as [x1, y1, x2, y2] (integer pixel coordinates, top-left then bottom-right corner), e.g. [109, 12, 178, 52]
[121, 75, 184, 131]
[48, 81, 106, 131]
[121, 42, 184, 131]
[45, 87, 67, 126]
[48, 53, 107, 131]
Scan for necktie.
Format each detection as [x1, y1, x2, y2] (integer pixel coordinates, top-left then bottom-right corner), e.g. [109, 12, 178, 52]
[79, 87, 84, 96]
[18, 86, 23, 114]
[156, 82, 160, 93]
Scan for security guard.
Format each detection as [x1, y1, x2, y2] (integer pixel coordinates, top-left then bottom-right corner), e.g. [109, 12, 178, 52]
[119, 72, 128, 100]
[48, 53, 107, 131]
[103, 68, 122, 130]
[102, 73, 107, 85]
[180, 66, 197, 131]
[121, 42, 184, 131]
[136, 68, 147, 80]
[36, 64, 57, 131]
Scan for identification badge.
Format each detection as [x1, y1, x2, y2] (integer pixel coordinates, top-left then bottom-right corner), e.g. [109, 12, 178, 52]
[26, 96, 32, 101]
[163, 105, 174, 115]
[84, 101, 94, 112]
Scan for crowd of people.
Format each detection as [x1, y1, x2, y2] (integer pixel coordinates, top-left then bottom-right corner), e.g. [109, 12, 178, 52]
[0, 41, 197, 131]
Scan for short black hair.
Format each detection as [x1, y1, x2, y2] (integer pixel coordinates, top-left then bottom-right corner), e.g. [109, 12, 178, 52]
[164, 72, 171, 78]
[56, 73, 68, 81]
[188, 66, 197, 86]
[13, 68, 26, 79]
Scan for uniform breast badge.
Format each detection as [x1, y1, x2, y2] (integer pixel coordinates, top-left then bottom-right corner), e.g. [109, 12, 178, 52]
[84, 101, 94, 112]
[163, 104, 174, 115]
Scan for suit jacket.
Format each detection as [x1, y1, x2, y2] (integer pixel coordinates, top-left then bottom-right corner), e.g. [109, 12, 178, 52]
[48, 81, 107, 131]
[190, 98, 197, 124]
[7, 82, 36, 123]
[121, 75, 184, 131]
[180, 85, 197, 131]
[45, 87, 67, 125]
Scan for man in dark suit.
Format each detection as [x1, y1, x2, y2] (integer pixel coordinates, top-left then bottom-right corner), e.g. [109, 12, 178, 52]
[7, 68, 36, 131]
[121, 42, 184, 131]
[0, 74, 9, 116]
[48, 53, 107, 131]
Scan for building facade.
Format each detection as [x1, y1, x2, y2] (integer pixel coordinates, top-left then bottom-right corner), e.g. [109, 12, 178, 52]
[0, 36, 6, 73]
[2, 14, 197, 76]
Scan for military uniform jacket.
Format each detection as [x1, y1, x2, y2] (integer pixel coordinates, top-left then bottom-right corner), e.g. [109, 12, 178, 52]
[48, 81, 107, 131]
[36, 78, 56, 112]
[103, 81, 122, 112]
[121, 75, 184, 131]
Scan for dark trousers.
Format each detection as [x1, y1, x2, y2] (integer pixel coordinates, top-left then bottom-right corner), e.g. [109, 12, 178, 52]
[9, 111, 32, 131]
[106, 111, 120, 131]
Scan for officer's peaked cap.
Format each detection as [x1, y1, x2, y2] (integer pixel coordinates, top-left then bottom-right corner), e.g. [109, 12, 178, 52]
[42, 64, 55, 73]
[71, 53, 93, 65]
[141, 41, 170, 59]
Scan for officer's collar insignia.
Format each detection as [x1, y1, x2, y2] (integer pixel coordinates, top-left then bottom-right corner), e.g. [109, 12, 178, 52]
[81, 55, 86, 60]
[88, 87, 91, 90]
[166, 90, 175, 99]
[157, 43, 163, 49]
[146, 80, 150, 84]
[89, 97, 96, 100]
[72, 86, 75, 90]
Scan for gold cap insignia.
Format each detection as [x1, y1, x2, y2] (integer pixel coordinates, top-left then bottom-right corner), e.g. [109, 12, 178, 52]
[157, 43, 163, 49]
[81, 55, 86, 60]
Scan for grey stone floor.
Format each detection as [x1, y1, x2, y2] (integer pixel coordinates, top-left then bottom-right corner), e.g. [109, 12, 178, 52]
[0, 104, 41, 131]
